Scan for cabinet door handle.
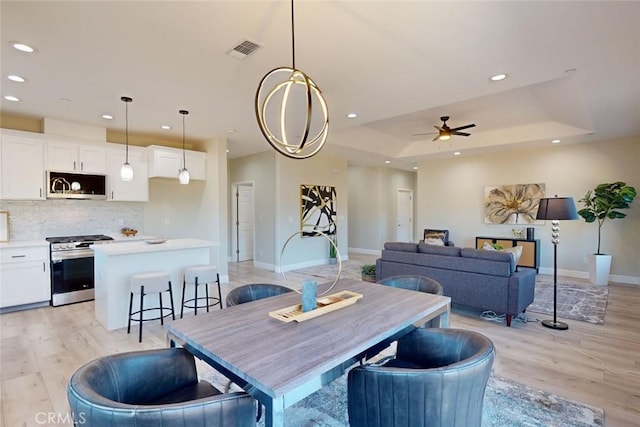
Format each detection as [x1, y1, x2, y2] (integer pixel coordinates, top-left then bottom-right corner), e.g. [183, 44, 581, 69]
[74, 160, 77, 170]
[11, 255, 26, 258]
[81, 161, 84, 171]
[43, 262, 46, 272]
[40, 188, 43, 198]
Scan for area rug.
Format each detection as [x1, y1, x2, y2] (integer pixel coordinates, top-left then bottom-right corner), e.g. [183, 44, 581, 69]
[293, 260, 365, 282]
[204, 370, 604, 427]
[527, 278, 608, 325]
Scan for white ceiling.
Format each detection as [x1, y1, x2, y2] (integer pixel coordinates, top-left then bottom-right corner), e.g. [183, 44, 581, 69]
[2, 1, 639, 170]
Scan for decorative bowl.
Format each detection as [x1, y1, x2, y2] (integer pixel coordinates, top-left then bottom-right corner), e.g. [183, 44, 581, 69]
[144, 238, 167, 245]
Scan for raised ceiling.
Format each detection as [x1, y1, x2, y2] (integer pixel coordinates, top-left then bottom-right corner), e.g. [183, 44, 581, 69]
[2, 1, 639, 170]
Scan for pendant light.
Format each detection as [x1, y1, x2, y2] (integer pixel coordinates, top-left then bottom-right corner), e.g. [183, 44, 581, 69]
[120, 96, 134, 181]
[178, 109, 190, 185]
[255, 0, 329, 159]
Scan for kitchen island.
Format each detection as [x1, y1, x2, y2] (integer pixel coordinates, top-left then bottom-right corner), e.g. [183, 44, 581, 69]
[92, 238, 216, 331]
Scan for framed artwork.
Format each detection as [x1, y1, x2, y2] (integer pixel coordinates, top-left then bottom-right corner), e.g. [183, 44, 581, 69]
[484, 183, 546, 224]
[301, 185, 337, 237]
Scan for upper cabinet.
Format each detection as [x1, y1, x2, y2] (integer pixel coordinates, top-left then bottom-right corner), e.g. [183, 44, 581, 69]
[47, 140, 106, 173]
[147, 145, 206, 181]
[107, 144, 149, 202]
[0, 132, 46, 200]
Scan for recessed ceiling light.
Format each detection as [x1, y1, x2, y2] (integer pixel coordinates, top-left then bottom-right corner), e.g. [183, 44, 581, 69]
[346, 112, 358, 119]
[11, 42, 34, 53]
[4, 95, 20, 102]
[413, 166, 418, 170]
[490, 73, 507, 82]
[453, 151, 461, 156]
[101, 114, 114, 120]
[161, 125, 171, 130]
[226, 129, 237, 134]
[226, 149, 230, 153]
[552, 139, 560, 144]
[7, 75, 25, 83]
[384, 160, 391, 164]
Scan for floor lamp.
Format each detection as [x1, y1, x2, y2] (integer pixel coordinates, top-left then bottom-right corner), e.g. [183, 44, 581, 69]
[535, 196, 578, 330]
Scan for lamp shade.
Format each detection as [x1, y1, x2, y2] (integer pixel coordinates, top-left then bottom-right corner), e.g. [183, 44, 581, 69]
[536, 197, 578, 220]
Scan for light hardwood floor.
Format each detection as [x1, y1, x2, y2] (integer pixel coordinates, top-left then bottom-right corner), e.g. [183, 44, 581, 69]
[1, 254, 639, 426]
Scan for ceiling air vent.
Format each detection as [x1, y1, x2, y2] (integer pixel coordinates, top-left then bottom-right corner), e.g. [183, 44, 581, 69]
[227, 39, 262, 60]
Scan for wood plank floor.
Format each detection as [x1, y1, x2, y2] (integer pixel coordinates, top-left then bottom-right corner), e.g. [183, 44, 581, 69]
[1, 253, 639, 426]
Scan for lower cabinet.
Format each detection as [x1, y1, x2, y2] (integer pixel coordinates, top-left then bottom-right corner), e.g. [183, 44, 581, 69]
[475, 236, 540, 271]
[0, 245, 50, 308]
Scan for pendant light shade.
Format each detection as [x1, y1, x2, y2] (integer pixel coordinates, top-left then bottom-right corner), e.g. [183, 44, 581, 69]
[120, 96, 134, 181]
[178, 109, 190, 185]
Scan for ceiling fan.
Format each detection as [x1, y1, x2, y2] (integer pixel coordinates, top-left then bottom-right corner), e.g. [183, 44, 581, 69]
[414, 116, 476, 142]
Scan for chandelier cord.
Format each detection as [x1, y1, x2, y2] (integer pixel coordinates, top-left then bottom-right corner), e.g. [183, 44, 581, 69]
[291, 0, 295, 69]
[124, 101, 129, 163]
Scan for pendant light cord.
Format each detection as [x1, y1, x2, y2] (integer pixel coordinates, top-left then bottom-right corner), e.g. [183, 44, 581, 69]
[125, 101, 129, 163]
[180, 110, 189, 169]
[291, 0, 295, 69]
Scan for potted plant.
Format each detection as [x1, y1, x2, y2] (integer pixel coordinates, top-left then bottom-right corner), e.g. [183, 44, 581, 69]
[361, 264, 376, 283]
[328, 235, 338, 265]
[578, 181, 637, 285]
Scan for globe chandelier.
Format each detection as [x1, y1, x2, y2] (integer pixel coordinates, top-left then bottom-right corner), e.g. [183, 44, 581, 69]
[255, 0, 329, 159]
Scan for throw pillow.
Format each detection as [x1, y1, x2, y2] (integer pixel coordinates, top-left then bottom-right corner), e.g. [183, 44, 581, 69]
[482, 242, 503, 251]
[424, 237, 445, 246]
[424, 230, 447, 244]
[503, 245, 523, 265]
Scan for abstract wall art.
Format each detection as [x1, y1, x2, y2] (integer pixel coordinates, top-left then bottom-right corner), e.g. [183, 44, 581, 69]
[484, 183, 546, 224]
[301, 185, 337, 237]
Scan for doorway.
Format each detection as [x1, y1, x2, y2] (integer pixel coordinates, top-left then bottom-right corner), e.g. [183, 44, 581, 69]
[396, 188, 413, 242]
[231, 182, 255, 262]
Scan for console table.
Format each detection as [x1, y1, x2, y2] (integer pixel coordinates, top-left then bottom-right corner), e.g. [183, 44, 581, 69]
[475, 236, 540, 272]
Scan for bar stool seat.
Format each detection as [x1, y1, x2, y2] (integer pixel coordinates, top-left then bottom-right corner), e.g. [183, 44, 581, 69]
[181, 265, 222, 318]
[127, 271, 175, 342]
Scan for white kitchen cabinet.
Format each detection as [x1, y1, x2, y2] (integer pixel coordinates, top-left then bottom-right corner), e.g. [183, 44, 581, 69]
[0, 244, 50, 308]
[107, 144, 149, 201]
[47, 140, 106, 173]
[0, 132, 46, 200]
[147, 145, 206, 180]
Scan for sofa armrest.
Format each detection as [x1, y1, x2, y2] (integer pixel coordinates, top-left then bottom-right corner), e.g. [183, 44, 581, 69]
[507, 268, 536, 315]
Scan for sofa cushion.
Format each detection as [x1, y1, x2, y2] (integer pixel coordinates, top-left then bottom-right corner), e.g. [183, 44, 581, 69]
[461, 247, 515, 273]
[384, 242, 418, 252]
[418, 243, 461, 257]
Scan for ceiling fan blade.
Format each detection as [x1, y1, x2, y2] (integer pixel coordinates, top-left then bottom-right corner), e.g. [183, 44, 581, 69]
[450, 123, 476, 132]
[432, 135, 440, 142]
[451, 131, 471, 137]
[434, 125, 443, 131]
[412, 132, 437, 137]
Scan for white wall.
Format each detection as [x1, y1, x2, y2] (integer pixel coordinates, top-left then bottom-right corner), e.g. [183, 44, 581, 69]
[414, 136, 639, 283]
[347, 166, 417, 251]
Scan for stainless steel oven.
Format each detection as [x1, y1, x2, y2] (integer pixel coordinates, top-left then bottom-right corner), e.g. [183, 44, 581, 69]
[46, 235, 113, 306]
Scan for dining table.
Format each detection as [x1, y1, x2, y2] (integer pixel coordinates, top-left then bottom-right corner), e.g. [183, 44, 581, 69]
[165, 278, 451, 427]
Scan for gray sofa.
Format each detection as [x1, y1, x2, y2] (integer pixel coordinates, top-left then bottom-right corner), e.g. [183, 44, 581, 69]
[376, 242, 536, 326]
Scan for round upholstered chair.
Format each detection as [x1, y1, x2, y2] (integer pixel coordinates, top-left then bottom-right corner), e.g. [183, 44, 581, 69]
[225, 283, 292, 307]
[376, 274, 443, 296]
[67, 348, 256, 427]
[348, 328, 495, 427]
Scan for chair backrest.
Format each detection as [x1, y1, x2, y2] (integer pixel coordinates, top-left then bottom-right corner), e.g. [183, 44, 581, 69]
[226, 283, 292, 307]
[67, 348, 256, 427]
[376, 275, 443, 295]
[348, 328, 495, 427]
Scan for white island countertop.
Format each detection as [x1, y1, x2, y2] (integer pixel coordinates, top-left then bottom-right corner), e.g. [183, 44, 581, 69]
[92, 238, 217, 256]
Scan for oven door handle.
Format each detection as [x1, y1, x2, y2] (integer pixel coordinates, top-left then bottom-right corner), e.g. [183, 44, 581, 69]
[51, 252, 93, 262]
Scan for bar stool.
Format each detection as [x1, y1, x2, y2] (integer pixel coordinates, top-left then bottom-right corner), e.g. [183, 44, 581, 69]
[127, 271, 175, 343]
[180, 265, 222, 318]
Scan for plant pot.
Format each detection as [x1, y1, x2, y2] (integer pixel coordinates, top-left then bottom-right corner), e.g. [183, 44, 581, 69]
[328, 257, 337, 265]
[588, 254, 611, 286]
[361, 273, 376, 283]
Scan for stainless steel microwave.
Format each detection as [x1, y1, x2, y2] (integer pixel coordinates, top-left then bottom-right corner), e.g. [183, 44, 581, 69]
[46, 171, 108, 200]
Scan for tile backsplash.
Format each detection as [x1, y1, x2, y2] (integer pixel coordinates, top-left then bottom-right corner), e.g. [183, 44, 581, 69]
[0, 200, 144, 241]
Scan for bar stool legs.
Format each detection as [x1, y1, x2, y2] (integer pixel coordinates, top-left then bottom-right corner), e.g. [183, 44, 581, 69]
[127, 272, 175, 343]
[181, 265, 222, 318]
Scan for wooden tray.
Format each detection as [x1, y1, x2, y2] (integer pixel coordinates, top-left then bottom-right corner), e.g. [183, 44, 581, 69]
[269, 290, 363, 323]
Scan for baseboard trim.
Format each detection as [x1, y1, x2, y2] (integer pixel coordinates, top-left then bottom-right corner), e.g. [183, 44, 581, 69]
[537, 267, 639, 286]
[349, 247, 381, 256]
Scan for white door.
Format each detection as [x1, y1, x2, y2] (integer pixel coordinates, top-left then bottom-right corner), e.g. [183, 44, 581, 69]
[396, 189, 413, 242]
[232, 183, 254, 262]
